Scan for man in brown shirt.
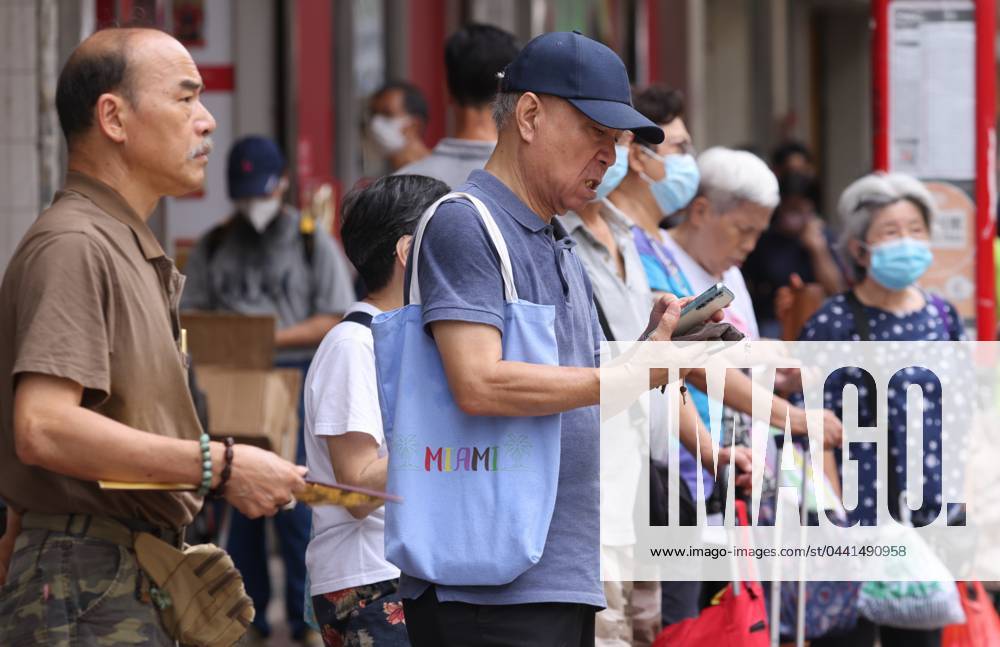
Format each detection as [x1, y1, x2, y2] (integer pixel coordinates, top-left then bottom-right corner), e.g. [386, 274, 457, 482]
[0, 28, 307, 645]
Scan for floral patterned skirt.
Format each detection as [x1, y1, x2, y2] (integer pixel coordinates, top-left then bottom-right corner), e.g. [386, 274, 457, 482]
[312, 578, 409, 646]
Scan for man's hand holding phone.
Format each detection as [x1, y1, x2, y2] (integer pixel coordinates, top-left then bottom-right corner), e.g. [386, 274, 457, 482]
[643, 288, 730, 343]
[642, 286, 732, 390]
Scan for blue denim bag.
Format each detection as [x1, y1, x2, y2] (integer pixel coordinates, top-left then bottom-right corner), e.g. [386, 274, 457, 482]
[372, 193, 562, 586]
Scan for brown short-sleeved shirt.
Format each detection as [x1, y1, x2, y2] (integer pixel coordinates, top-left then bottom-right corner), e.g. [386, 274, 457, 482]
[0, 172, 203, 528]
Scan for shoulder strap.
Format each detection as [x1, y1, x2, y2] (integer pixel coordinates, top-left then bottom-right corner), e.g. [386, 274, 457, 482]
[298, 210, 316, 267]
[842, 290, 877, 413]
[593, 296, 615, 342]
[843, 290, 872, 342]
[408, 192, 518, 305]
[341, 311, 373, 328]
[300, 230, 315, 266]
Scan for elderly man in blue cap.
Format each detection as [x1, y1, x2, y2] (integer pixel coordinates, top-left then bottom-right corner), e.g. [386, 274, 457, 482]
[397, 31, 706, 646]
[182, 136, 354, 645]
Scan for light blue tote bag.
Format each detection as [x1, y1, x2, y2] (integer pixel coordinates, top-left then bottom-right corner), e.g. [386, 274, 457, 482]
[372, 192, 562, 586]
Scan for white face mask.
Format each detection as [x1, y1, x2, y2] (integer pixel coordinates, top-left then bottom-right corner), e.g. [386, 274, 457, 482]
[238, 196, 282, 233]
[369, 114, 408, 154]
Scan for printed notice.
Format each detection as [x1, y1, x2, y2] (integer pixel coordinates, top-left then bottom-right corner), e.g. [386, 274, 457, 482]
[889, 3, 975, 180]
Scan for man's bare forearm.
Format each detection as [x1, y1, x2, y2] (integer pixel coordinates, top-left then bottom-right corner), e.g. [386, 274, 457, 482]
[451, 360, 601, 417]
[15, 374, 308, 520]
[15, 382, 224, 488]
[433, 297, 690, 419]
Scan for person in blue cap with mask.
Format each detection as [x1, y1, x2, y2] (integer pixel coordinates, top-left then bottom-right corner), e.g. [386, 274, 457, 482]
[395, 30, 750, 647]
[182, 136, 355, 646]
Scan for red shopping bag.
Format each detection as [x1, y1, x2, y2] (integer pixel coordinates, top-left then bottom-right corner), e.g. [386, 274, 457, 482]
[942, 581, 1000, 647]
[652, 501, 769, 647]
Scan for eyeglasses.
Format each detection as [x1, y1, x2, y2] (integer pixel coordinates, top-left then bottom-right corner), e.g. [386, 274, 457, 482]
[670, 140, 697, 156]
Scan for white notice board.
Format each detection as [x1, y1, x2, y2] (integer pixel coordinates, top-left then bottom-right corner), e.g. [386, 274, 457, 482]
[889, 2, 976, 180]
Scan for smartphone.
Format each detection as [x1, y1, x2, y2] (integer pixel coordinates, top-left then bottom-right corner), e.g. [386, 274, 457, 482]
[674, 283, 735, 336]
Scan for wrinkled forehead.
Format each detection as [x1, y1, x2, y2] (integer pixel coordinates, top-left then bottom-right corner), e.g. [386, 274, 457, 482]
[129, 32, 201, 94]
[725, 201, 773, 227]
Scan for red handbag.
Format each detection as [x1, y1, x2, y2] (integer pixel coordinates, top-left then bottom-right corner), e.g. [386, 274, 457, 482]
[942, 581, 1000, 647]
[652, 501, 770, 647]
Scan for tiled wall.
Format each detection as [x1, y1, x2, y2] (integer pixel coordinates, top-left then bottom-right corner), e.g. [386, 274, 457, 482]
[0, 0, 39, 271]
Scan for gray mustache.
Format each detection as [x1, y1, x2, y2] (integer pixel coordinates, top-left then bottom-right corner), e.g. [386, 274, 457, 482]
[189, 137, 214, 159]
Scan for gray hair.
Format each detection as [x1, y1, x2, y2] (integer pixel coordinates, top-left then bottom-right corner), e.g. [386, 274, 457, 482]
[837, 172, 936, 280]
[696, 147, 780, 214]
[491, 91, 524, 132]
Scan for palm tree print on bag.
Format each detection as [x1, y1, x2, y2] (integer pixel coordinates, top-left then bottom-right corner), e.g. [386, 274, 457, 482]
[390, 434, 420, 470]
[500, 431, 531, 470]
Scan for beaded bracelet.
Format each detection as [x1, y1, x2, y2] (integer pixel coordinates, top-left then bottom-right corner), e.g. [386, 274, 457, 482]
[211, 437, 235, 499]
[196, 432, 212, 497]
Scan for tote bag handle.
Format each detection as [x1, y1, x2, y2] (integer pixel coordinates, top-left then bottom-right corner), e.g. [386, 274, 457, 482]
[408, 192, 519, 305]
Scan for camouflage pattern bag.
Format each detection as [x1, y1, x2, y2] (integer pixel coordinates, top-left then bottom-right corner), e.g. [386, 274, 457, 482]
[133, 532, 254, 646]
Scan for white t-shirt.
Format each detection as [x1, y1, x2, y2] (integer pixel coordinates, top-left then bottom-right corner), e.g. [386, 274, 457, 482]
[303, 301, 400, 595]
[661, 231, 760, 340]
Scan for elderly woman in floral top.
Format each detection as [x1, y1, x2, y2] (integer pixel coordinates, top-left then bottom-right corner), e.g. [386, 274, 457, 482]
[803, 172, 964, 647]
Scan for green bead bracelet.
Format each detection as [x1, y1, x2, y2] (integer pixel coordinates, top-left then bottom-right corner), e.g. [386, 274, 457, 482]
[196, 432, 212, 497]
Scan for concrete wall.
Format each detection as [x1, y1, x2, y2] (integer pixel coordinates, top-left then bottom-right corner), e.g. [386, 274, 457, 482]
[704, 0, 753, 149]
[233, 0, 277, 139]
[788, 0, 815, 146]
[818, 6, 872, 224]
[0, 0, 40, 271]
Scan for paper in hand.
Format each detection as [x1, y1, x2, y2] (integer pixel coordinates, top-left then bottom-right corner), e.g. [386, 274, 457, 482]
[296, 481, 401, 507]
[97, 480, 401, 508]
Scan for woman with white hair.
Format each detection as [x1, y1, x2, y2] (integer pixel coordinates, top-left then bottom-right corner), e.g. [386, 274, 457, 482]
[655, 146, 779, 339]
[803, 172, 965, 647]
[801, 171, 965, 350]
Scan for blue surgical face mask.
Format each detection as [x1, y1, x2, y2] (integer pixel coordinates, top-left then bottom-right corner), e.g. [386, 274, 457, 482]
[639, 149, 701, 216]
[593, 145, 631, 201]
[867, 237, 933, 290]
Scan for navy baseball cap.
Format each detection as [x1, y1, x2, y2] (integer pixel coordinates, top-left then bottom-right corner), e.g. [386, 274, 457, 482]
[498, 31, 664, 144]
[227, 136, 287, 200]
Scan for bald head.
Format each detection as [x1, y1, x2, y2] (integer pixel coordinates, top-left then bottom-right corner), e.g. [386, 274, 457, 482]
[56, 28, 178, 147]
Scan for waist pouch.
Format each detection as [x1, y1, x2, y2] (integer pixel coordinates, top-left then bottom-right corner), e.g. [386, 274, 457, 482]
[133, 532, 254, 647]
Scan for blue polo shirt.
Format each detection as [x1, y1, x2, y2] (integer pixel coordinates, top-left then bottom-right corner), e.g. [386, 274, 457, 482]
[400, 169, 605, 608]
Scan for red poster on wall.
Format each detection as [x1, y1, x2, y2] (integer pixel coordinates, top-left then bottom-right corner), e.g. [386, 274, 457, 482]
[173, 0, 205, 48]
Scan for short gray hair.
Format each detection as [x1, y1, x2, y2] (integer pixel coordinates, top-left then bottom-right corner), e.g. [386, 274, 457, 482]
[837, 172, 935, 280]
[491, 91, 524, 132]
[696, 147, 779, 214]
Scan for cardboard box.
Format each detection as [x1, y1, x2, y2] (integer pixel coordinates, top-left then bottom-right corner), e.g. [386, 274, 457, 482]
[194, 366, 301, 464]
[182, 312, 301, 464]
[181, 312, 276, 370]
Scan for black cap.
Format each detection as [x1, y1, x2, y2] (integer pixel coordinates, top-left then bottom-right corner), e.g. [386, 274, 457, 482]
[498, 31, 664, 144]
[227, 136, 287, 199]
